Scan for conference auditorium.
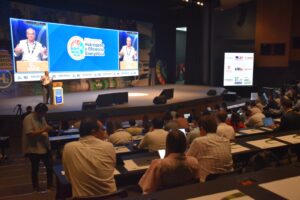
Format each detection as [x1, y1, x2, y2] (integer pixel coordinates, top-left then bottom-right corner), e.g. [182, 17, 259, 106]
[1, 0, 300, 199]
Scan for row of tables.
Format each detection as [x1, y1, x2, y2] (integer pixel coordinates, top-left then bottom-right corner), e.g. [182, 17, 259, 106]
[130, 163, 300, 200]
[51, 125, 300, 199]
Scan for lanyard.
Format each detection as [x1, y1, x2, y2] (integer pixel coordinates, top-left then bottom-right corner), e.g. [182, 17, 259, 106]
[27, 40, 37, 54]
[126, 47, 132, 56]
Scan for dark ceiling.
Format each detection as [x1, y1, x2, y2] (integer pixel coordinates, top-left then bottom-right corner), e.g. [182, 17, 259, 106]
[10, 0, 207, 23]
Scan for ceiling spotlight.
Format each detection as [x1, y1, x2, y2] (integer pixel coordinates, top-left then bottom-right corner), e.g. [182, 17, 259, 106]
[200, 2, 204, 6]
[196, 1, 201, 5]
[183, 0, 189, 2]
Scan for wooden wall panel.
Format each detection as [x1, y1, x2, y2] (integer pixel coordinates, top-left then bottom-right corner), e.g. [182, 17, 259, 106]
[290, 0, 300, 61]
[255, 0, 293, 67]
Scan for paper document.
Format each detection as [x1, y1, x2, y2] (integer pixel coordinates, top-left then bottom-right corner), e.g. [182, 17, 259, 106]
[236, 133, 243, 137]
[187, 189, 254, 200]
[113, 169, 120, 175]
[276, 134, 300, 144]
[247, 138, 286, 149]
[62, 169, 120, 176]
[260, 127, 274, 132]
[124, 156, 157, 171]
[132, 135, 144, 141]
[273, 118, 281, 123]
[114, 146, 130, 153]
[239, 129, 264, 135]
[259, 176, 300, 200]
[231, 143, 250, 154]
[50, 134, 80, 142]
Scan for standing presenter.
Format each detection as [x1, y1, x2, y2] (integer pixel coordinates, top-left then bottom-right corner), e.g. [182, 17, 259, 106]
[40, 71, 52, 104]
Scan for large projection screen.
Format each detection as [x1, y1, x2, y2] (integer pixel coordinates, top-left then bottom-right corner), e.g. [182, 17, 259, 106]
[10, 18, 139, 82]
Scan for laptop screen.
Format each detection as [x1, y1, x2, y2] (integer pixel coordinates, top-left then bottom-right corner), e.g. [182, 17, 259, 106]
[263, 117, 274, 127]
[179, 128, 187, 137]
[158, 149, 166, 159]
[184, 113, 190, 119]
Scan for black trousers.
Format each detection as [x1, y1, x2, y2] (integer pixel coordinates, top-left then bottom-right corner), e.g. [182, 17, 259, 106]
[27, 153, 53, 188]
[42, 85, 50, 104]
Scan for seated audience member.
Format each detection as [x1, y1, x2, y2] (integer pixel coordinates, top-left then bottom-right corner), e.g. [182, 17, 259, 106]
[63, 118, 116, 198]
[176, 113, 189, 129]
[202, 107, 212, 116]
[278, 97, 300, 131]
[186, 117, 200, 145]
[245, 109, 265, 128]
[142, 115, 152, 134]
[72, 118, 81, 129]
[60, 120, 70, 130]
[21, 105, 32, 120]
[255, 98, 265, 112]
[138, 118, 168, 152]
[170, 110, 177, 120]
[187, 109, 198, 123]
[139, 129, 198, 194]
[285, 87, 297, 103]
[264, 94, 280, 111]
[264, 93, 283, 118]
[249, 100, 263, 115]
[107, 120, 132, 145]
[187, 115, 233, 182]
[126, 119, 143, 136]
[227, 112, 245, 132]
[163, 112, 179, 131]
[294, 98, 300, 112]
[216, 110, 235, 140]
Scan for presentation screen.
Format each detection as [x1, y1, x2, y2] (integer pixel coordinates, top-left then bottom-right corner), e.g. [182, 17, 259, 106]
[10, 18, 139, 82]
[223, 52, 254, 86]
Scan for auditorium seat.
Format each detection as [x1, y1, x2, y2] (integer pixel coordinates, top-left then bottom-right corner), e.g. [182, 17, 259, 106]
[72, 189, 128, 200]
[205, 168, 242, 182]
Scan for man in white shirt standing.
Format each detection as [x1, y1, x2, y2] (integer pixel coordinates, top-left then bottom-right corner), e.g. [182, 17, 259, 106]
[40, 71, 52, 104]
[187, 115, 233, 182]
[119, 37, 137, 62]
[216, 110, 235, 141]
[23, 103, 53, 191]
[63, 117, 116, 198]
[14, 28, 47, 61]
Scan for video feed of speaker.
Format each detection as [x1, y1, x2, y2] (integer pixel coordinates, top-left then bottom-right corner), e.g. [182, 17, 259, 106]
[10, 18, 139, 82]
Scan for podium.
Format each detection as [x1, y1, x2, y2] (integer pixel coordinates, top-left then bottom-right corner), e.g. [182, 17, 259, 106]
[51, 82, 64, 105]
[119, 61, 138, 70]
[16, 61, 48, 72]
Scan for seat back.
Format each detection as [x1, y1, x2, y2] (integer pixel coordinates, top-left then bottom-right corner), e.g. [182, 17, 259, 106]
[73, 189, 128, 200]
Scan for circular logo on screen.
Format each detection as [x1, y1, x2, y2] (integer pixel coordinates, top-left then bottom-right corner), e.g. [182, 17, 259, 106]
[0, 70, 13, 89]
[67, 36, 85, 61]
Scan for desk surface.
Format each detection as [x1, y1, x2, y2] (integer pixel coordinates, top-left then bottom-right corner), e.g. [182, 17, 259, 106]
[53, 129, 300, 199]
[130, 164, 300, 200]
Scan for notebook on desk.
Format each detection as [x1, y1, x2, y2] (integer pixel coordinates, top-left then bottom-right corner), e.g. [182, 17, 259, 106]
[123, 155, 159, 171]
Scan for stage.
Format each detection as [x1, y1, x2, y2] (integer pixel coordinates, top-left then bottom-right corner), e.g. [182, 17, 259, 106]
[0, 84, 225, 120]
